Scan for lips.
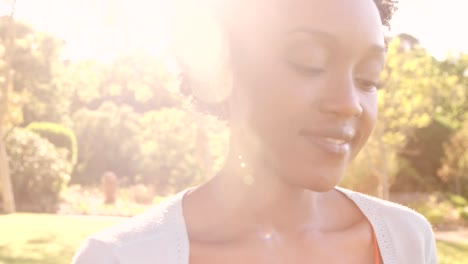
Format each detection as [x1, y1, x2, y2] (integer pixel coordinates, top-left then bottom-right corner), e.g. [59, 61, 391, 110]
[323, 137, 347, 145]
[299, 126, 356, 155]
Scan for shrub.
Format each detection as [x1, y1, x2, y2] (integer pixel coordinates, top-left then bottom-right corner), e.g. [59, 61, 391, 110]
[448, 194, 468, 208]
[424, 208, 446, 226]
[26, 122, 78, 168]
[5, 128, 70, 212]
[138, 108, 207, 194]
[438, 120, 468, 197]
[340, 149, 381, 196]
[129, 184, 155, 204]
[72, 103, 140, 185]
[459, 207, 468, 221]
[397, 120, 454, 193]
[411, 198, 466, 228]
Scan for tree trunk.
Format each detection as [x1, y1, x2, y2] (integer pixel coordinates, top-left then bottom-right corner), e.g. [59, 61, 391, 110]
[0, 0, 17, 213]
[380, 142, 390, 200]
[377, 128, 390, 200]
[455, 174, 461, 195]
[363, 146, 380, 196]
[0, 128, 15, 213]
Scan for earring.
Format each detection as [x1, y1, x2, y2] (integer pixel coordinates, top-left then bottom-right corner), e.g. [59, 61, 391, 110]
[238, 154, 255, 186]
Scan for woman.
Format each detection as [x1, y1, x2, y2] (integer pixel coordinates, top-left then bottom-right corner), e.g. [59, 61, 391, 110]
[73, 0, 438, 263]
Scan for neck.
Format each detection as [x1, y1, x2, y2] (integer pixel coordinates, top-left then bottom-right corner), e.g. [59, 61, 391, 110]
[202, 134, 332, 236]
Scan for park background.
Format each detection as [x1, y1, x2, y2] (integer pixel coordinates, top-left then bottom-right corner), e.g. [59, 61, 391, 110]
[0, 0, 467, 263]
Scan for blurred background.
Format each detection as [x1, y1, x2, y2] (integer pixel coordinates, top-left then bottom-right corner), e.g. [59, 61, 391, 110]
[0, 0, 467, 263]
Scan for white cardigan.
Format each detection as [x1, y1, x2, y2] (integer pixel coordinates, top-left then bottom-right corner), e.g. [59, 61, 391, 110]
[72, 187, 438, 264]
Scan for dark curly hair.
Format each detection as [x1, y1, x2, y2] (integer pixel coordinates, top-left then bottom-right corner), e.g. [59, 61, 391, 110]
[374, 0, 399, 28]
[180, 0, 399, 119]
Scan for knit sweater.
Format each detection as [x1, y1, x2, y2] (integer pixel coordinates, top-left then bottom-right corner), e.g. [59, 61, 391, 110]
[72, 187, 438, 264]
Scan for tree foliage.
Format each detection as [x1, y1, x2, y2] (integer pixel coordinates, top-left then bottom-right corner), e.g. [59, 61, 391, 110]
[64, 52, 182, 114]
[138, 108, 201, 193]
[349, 35, 463, 197]
[72, 102, 140, 185]
[26, 122, 78, 168]
[5, 128, 70, 212]
[438, 120, 468, 197]
[0, 6, 18, 213]
[0, 17, 70, 125]
[2, 13, 467, 201]
[393, 120, 453, 192]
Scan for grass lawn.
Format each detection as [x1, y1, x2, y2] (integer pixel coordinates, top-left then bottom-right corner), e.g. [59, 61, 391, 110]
[437, 240, 468, 264]
[0, 214, 467, 264]
[0, 214, 120, 264]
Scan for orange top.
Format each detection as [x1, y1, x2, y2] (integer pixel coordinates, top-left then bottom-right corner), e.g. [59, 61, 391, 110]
[373, 230, 381, 264]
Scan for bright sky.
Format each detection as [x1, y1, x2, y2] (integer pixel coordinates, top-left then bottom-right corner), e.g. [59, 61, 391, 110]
[390, 0, 468, 59]
[1, 0, 467, 61]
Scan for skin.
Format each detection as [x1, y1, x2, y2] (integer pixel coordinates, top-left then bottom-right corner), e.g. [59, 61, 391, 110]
[183, 0, 386, 263]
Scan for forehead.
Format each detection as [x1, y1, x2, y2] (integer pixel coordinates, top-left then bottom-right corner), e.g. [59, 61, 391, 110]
[230, 0, 385, 50]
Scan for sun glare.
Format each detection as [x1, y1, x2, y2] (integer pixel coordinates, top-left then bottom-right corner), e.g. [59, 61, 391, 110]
[390, 0, 468, 59]
[9, 0, 468, 62]
[11, 0, 171, 61]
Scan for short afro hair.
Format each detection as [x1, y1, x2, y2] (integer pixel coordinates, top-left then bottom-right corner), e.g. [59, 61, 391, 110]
[374, 0, 399, 28]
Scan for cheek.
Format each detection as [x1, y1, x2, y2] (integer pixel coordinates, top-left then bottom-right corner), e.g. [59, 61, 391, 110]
[361, 92, 378, 134]
[231, 40, 324, 164]
[230, 30, 313, 132]
[352, 92, 378, 156]
[243, 61, 314, 143]
[229, 63, 306, 173]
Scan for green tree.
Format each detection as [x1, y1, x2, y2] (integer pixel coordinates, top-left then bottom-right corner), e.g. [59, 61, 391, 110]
[0, 17, 69, 125]
[138, 108, 203, 194]
[383, 39, 468, 194]
[0, 1, 17, 213]
[65, 52, 182, 115]
[26, 122, 78, 168]
[1, 4, 71, 212]
[393, 120, 453, 192]
[362, 36, 458, 198]
[438, 120, 468, 196]
[435, 53, 468, 129]
[72, 102, 141, 185]
[388, 44, 468, 194]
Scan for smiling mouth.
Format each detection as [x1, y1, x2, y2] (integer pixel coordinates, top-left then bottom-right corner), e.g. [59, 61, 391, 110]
[300, 131, 354, 155]
[324, 137, 347, 145]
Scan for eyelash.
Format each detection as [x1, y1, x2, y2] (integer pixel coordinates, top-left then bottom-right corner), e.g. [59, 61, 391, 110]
[288, 62, 325, 76]
[287, 61, 382, 91]
[355, 79, 381, 91]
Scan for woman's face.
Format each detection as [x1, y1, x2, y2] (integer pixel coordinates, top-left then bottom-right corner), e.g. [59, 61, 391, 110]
[228, 0, 386, 191]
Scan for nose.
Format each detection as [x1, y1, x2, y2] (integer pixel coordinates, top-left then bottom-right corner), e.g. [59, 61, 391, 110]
[317, 74, 363, 118]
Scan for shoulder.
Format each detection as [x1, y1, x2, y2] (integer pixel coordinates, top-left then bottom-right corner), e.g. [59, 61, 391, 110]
[336, 187, 438, 263]
[72, 191, 188, 264]
[336, 187, 432, 231]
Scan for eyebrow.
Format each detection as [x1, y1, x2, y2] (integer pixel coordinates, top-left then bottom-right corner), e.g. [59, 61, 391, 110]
[285, 28, 387, 55]
[285, 28, 338, 45]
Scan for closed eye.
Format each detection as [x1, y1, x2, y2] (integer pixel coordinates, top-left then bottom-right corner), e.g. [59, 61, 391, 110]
[287, 61, 326, 77]
[355, 78, 380, 91]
